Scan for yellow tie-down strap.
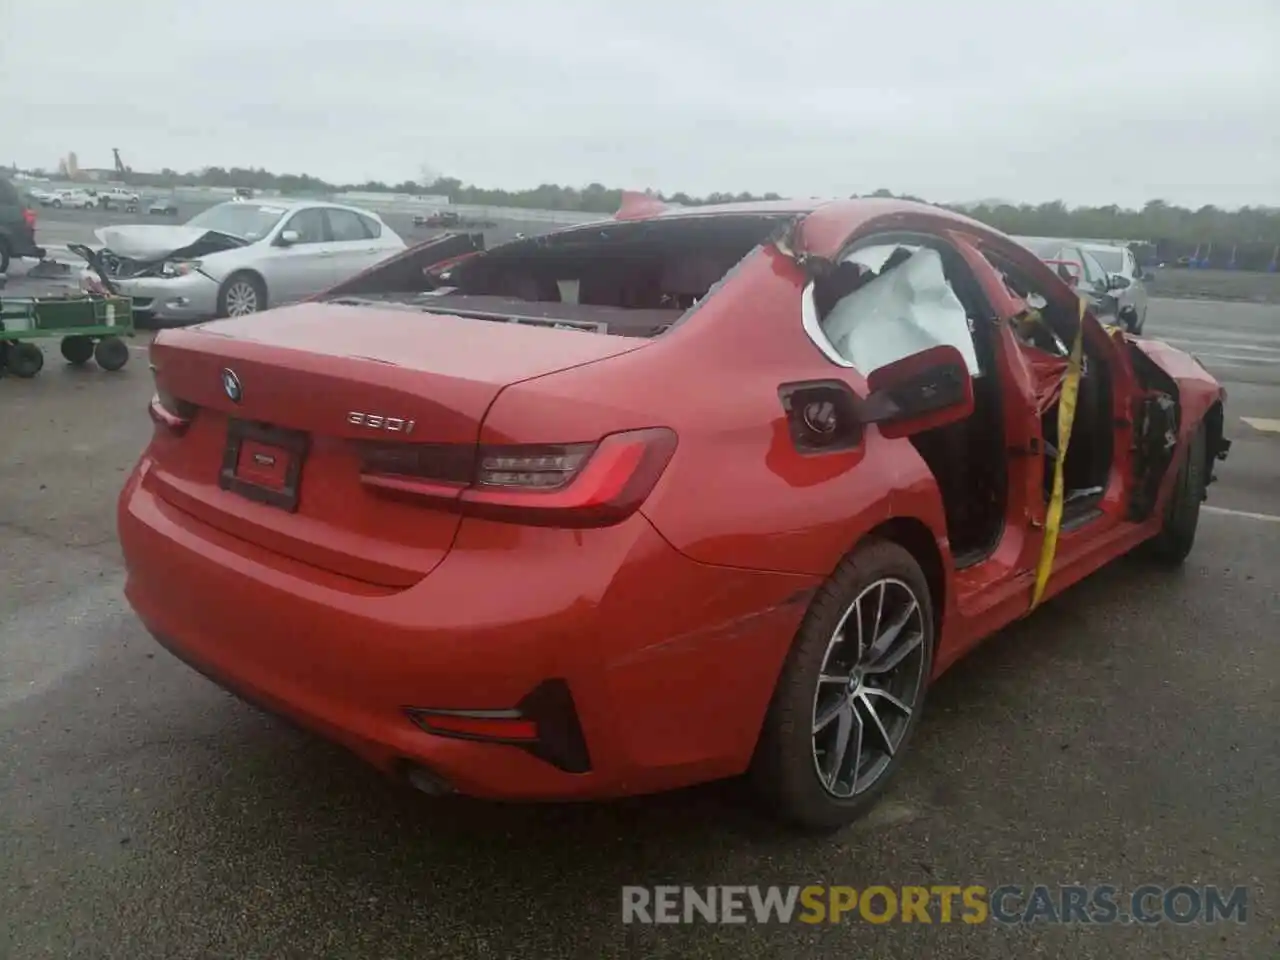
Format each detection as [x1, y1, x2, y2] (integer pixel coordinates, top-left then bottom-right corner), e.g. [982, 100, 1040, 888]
[1028, 295, 1088, 612]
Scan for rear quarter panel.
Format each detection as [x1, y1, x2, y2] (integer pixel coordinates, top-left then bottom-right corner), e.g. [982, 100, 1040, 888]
[479, 245, 952, 579]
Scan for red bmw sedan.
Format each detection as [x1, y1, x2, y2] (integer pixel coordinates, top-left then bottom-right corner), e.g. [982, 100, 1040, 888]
[119, 197, 1229, 828]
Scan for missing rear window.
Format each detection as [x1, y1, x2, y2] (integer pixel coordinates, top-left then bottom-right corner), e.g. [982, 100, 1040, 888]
[330, 213, 792, 338]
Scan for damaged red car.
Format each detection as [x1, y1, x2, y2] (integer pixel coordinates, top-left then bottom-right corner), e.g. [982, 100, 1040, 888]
[119, 197, 1230, 828]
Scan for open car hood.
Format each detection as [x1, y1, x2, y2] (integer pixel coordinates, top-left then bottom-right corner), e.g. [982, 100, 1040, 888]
[94, 224, 248, 261]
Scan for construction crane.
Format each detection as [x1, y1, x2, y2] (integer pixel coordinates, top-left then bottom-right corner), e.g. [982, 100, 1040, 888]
[112, 148, 132, 183]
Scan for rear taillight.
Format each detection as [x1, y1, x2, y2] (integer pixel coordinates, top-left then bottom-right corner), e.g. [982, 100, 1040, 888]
[148, 388, 197, 434]
[359, 427, 677, 527]
[477, 444, 595, 489]
[22, 208, 36, 229]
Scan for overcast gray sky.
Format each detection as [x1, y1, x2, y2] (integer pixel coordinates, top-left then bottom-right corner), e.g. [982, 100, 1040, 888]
[3, 0, 1277, 208]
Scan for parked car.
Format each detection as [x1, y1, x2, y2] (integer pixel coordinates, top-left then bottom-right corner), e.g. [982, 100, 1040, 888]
[28, 188, 59, 206]
[414, 210, 460, 228]
[1013, 236, 1127, 329]
[1081, 242, 1149, 333]
[146, 197, 180, 216]
[50, 189, 97, 210]
[97, 186, 141, 212]
[118, 198, 1230, 828]
[79, 198, 406, 325]
[0, 178, 45, 273]
[413, 210, 498, 229]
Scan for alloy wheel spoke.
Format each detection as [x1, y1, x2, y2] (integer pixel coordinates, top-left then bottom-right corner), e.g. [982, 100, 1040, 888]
[857, 691, 897, 757]
[861, 686, 912, 717]
[822, 701, 855, 787]
[854, 594, 866, 655]
[865, 629, 923, 675]
[813, 695, 846, 734]
[841, 704, 864, 793]
[871, 581, 886, 649]
[864, 599, 918, 668]
[819, 673, 850, 686]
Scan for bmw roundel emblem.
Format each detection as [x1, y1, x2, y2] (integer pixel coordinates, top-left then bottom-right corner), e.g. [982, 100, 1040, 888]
[221, 368, 242, 403]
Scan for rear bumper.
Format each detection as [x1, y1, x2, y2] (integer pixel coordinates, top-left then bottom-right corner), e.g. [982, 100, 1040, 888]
[118, 456, 817, 800]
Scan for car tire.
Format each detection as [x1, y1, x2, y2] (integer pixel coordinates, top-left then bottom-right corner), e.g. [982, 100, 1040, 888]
[60, 335, 94, 365]
[52, 199, 62, 208]
[0, 237, 11, 274]
[217, 272, 266, 318]
[9, 342, 45, 378]
[94, 336, 130, 372]
[1141, 422, 1206, 565]
[750, 538, 936, 831]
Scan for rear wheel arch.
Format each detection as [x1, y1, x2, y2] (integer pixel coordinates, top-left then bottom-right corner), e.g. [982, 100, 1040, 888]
[862, 517, 947, 640]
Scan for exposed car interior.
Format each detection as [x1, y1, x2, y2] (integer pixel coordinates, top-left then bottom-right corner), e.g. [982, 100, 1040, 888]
[810, 233, 1007, 566]
[983, 249, 1115, 519]
[328, 213, 794, 337]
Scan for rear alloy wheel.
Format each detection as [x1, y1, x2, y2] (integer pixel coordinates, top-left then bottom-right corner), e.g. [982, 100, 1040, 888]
[93, 336, 130, 372]
[219, 273, 265, 317]
[8, 342, 45, 378]
[752, 539, 934, 830]
[61, 335, 95, 365]
[1141, 423, 1206, 565]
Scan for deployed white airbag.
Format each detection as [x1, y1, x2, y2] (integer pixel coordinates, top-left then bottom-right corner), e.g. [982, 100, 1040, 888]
[820, 248, 980, 377]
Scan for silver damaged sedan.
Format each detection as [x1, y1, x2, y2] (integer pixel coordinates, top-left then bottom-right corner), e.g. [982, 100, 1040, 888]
[79, 199, 406, 324]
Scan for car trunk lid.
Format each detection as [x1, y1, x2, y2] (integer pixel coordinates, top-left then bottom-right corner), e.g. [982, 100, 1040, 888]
[146, 302, 647, 588]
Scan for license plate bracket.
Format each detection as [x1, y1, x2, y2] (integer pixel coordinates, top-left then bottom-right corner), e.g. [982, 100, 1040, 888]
[219, 419, 309, 512]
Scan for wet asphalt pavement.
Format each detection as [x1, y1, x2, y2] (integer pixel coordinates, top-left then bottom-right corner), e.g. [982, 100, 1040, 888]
[1, 222, 1278, 958]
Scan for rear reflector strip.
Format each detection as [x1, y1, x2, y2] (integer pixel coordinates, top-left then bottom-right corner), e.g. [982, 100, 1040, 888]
[408, 710, 539, 741]
[405, 679, 591, 773]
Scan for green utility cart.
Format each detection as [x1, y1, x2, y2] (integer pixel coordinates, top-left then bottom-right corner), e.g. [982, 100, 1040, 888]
[0, 294, 135, 378]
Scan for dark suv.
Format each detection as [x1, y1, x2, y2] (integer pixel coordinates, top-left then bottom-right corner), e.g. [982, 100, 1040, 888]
[0, 178, 45, 274]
